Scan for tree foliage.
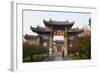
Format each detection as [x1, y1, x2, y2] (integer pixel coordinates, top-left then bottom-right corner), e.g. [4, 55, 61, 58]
[68, 35, 91, 59]
[23, 42, 49, 62]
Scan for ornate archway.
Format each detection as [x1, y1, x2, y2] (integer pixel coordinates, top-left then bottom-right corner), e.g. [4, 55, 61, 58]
[30, 19, 83, 56]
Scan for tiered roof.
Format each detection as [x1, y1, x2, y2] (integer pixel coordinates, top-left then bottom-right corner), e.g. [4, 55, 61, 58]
[67, 28, 84, 36]
[43, 19, 74, 30]
[30, 19, 83, 36]
[24, 34, 38, 40]
[30, 26, 51, 35]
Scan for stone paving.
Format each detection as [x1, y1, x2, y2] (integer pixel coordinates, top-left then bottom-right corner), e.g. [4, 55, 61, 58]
[44, 54, 72, 61]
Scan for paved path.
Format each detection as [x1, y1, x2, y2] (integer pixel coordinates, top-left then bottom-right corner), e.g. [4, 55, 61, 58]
[54, 55, 63, 61]
[44, 55, 72, 61]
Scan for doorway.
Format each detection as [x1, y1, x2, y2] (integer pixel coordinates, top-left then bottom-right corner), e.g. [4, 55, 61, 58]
[53, 35, 64, 55]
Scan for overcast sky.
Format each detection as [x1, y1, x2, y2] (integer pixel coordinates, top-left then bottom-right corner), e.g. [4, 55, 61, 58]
[23, 10, 91, 40]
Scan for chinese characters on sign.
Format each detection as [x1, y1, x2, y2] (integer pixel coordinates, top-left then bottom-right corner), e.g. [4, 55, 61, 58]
[53, 31, 65, 36]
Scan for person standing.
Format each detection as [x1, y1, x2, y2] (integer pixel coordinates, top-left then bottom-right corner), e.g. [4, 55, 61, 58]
[62, 49, 65, 58]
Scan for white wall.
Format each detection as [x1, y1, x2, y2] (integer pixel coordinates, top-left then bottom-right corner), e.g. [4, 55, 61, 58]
[0, 0, 100, 73]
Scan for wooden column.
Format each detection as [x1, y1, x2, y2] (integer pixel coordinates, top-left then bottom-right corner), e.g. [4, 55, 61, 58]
[64, 27, 68, 56]
[37, 35, 40, 46]
[49, 27, 53, 56]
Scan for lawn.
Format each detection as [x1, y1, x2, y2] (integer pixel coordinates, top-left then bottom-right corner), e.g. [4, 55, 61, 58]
[23, 55, 48, 62]
[64, 55, 91, 60]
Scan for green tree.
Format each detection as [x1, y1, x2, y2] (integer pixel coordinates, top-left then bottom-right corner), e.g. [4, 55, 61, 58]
[23, 42, 49, 62]
[68, 35, 91, 59]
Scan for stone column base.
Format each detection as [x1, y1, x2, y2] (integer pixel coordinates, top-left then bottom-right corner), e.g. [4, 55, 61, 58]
[49, 48, 52, 56]
[64, 48, 68, 56]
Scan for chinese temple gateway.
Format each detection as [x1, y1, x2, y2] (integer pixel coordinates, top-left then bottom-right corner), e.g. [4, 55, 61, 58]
[30, 19, 83, 56]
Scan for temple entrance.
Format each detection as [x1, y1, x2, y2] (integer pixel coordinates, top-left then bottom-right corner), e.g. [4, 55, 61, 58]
[53, 35, 64, 56]
[30, 19, 83, 56]
[57, 46, 62, 52]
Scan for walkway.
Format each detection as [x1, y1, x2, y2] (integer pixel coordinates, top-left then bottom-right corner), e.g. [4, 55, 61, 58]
[44, 54, 72, 61]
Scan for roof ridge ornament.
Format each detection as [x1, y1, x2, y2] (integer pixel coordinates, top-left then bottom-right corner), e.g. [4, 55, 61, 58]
[37, 25, 39, 28]
[66, 19, 69, 24]
[50, 18, 52, 22]
[73, 20, 75, 24]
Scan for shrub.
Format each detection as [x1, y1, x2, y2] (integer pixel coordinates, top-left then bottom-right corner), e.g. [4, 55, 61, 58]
[23, 43, 49, 62]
